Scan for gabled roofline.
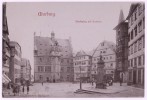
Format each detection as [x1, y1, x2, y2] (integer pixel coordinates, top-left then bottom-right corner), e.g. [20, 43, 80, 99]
[126, 3, 140, 20]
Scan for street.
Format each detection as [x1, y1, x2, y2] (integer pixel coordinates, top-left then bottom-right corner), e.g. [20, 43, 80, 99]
[4, 82, 144, 98]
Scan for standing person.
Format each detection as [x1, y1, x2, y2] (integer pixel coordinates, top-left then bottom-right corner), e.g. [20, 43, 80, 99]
[13, 85, 16, 96]
[13, 86, 15, 96]
[27, 86, 29, 94]
[42, 82, 43, 86]
[119, 72, 123, 86]
[22, 85, 24, 94]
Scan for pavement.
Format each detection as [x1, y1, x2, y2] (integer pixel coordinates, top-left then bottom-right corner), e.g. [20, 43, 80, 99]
[2, 82, 144, 98]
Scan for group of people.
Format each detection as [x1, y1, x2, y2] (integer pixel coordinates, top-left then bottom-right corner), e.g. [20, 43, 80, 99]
[90, 72, 124, 87]
[12, 85, 30, 96]
[22, 85, 30, 94]
[91, 76, 114, 86]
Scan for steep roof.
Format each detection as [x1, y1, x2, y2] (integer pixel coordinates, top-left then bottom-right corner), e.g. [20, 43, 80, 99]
[92, 40, 116, 57]
[126, 3, 139, 20]
[76, 50, 87, 57]
[34, 36, 73, 58]
[118, 9, 125, 24]
[114, 9, 127, 30]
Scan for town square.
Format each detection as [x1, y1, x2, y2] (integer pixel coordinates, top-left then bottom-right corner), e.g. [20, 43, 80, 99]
[2, 1, 145, 98]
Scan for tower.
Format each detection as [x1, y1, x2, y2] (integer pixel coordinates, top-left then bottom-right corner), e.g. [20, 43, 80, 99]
[50, 32, 61, 82]
[114, 9, 128, 82]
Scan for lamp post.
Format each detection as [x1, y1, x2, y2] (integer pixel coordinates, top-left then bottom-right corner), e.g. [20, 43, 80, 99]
[79, 66, 82, 90]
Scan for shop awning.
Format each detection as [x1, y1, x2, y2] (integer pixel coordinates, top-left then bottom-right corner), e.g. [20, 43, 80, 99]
[2, 74, 11, 83]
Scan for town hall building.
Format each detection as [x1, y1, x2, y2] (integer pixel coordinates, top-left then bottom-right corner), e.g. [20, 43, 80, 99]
[34, 32, 73, 82]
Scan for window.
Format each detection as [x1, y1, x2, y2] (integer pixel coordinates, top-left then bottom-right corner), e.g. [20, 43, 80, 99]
[118, 30, 120, 36]
[138, 20, 142, 32]
[131, 44, 133, 54]
[138, 56, 142, 66]
[134, 41, 137, 53]
[134, 58, 137, 67]
[39, 75, 42, 80]
[143, 54, 145, 65]
[138, 38, 142, 51]
[131, 15, 133, 25]
[38, 66, 42, 72]
[134, 10, 137, 21]
[45, 66, 51, 72]
[131, 30, 133, 40]
[131, 59, 133, 67]
[134, 26, 137, 36]
[40, 57, 42, 62]
[34, 50, 38, 55]
[143, 17, 145, 29]
[143, 36, 145, 48]
[41, 66, 44, 72]
[110, 56, 112, 59]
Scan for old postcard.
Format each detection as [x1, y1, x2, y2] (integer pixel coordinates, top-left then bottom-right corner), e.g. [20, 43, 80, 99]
[2, 1, 145, 98]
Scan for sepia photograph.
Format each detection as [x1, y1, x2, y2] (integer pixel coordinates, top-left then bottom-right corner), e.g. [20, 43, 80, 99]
[2, 1, 145, 98]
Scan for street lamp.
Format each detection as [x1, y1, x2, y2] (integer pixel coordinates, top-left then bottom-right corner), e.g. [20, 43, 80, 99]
[79, 66, 82, 90]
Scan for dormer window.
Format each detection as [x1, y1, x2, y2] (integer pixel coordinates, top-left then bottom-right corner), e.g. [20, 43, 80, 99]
[34, 50, 38, 55]
[40, 57, 42, 62]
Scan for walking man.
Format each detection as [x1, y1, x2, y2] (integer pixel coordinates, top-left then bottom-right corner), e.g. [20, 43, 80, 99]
[22, 85, 24, 94]
[13, 86, 16, 96]
[119, 72, 123, 86]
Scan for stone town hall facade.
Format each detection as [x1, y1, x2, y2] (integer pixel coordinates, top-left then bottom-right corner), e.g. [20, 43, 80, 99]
[34, 32, 73, 82]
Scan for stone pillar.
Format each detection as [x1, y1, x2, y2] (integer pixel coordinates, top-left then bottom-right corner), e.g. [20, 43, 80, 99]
[95, 55, 106, 89]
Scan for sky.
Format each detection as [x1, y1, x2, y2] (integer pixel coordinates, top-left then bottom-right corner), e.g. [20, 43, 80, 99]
[6, 2, 132, 75]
